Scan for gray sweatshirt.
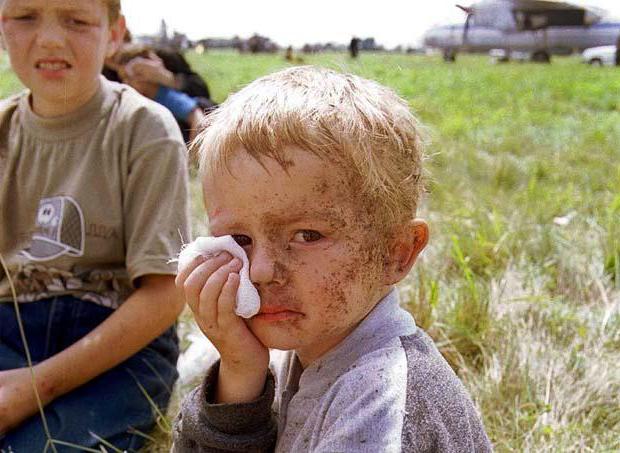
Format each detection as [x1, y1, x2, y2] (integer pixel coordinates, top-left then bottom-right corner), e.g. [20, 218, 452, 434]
[173, 290, 492, 452]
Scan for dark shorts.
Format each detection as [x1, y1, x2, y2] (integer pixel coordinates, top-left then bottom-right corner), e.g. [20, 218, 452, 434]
[0, 296, 179, 452]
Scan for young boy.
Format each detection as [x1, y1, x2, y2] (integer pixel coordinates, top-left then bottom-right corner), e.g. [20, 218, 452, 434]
[173, 66, 492, 452]
[0, 0, 189, 451]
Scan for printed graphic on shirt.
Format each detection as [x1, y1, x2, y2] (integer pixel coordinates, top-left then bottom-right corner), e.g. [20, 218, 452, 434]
[21, 196, 85, 262]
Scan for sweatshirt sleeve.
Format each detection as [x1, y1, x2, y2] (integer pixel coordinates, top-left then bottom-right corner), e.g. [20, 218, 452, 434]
[154, 86, 198, 122]
[172, 361, 278, 453]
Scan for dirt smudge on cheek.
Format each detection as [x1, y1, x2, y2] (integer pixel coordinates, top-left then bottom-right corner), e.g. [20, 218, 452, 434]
[317, 243, 374, 335]
[273, 260, 289, 281]
[314, 173, 388, 329]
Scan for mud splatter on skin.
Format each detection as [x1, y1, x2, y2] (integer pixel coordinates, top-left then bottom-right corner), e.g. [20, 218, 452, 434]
[258, 166, 391, 361]
[205, 147, 400, 365]
[272, 260, 288, 281]
[312, 180, 331, 197]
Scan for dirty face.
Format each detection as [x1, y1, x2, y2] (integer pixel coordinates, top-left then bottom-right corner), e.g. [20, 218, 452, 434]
[203, 146, 391, 366]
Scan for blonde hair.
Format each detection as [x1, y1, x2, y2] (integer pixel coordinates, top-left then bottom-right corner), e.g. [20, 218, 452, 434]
[104, 0, 121, 22]
[194, 66, 426, 229]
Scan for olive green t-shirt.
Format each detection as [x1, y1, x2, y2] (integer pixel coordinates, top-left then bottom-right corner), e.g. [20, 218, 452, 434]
[0, 77, 191, 309]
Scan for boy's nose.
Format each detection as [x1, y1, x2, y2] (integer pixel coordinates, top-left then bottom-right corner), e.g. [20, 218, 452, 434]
[36, 20, 65, 49]
[249, 246, 284, 286]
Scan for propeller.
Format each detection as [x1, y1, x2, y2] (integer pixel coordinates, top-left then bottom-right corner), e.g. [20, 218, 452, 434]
[456, 4, 473, 14]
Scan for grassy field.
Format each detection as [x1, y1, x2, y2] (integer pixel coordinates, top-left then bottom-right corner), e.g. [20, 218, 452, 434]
[2, 50, 619, 452]
[188, 51, 620, 452]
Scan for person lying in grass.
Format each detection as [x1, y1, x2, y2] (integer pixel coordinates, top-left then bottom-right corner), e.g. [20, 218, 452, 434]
[173, 66, 492, 452]
[0, 0, 189, 450]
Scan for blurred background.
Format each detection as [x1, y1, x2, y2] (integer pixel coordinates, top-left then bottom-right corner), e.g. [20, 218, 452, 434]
[122, 0, 620, 52]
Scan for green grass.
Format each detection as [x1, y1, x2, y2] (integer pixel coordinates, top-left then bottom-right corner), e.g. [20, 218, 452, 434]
[0, 57, 22, 98]
[2, 50, 619, 451]
[186, 50, 620, 452]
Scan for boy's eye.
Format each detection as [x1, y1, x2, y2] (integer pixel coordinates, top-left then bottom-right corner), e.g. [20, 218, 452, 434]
[67, 17, 90, 27]
[232, 235, 252, 247]
[293, 230, 324, 243]
[13, 14, 37, 22]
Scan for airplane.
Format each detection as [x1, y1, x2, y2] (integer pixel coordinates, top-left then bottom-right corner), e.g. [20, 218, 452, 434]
[423, 0, 620, 63]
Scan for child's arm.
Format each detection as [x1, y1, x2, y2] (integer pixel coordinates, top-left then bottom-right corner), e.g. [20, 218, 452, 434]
[170, 253, 277, 452]
[0, 274, 183, 433]
[186, 107, 207, 142]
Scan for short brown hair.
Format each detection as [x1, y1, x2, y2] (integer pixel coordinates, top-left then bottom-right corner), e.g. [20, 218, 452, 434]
[104, 0, 121, 23]
[194, 66, 427, 230]
[0, 1, 121, 23]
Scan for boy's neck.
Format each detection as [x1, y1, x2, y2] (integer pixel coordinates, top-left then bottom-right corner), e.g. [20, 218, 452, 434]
[31, 78, 102, 118]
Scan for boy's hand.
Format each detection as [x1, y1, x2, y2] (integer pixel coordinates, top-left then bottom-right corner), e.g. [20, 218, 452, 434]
[125, 54, 177, 89]
[0, 368, 46, 435]
[118, 67, 160, 99]
[176, 253, 269, 403]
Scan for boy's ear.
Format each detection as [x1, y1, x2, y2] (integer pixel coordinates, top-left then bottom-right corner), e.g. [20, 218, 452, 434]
[106, 15, 126, 59]
[383, 219, 429, 285]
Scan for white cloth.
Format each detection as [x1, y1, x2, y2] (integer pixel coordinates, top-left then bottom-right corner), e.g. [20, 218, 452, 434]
[177, 236, 261, 318]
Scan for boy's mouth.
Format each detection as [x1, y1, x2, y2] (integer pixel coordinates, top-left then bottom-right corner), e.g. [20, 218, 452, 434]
[35, 59, 72, 71]
[254, 305, 304, 322]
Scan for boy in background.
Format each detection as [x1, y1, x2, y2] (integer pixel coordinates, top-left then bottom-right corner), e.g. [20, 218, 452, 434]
[0, 0, 190, 451]
[173, 66, 492, 452]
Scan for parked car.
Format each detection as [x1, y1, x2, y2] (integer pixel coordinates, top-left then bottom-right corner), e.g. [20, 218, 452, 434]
[582, 45, 617, 66]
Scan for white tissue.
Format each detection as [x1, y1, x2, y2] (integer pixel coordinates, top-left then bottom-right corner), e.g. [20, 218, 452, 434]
[177, 236, 261, 318]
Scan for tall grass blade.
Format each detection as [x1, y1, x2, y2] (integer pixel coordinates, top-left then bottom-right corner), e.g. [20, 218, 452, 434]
[0, 252, 57, 453]
[48, 439, 105, 453]
[87, 431, 124, 453]
[126, 369, 171, 434]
